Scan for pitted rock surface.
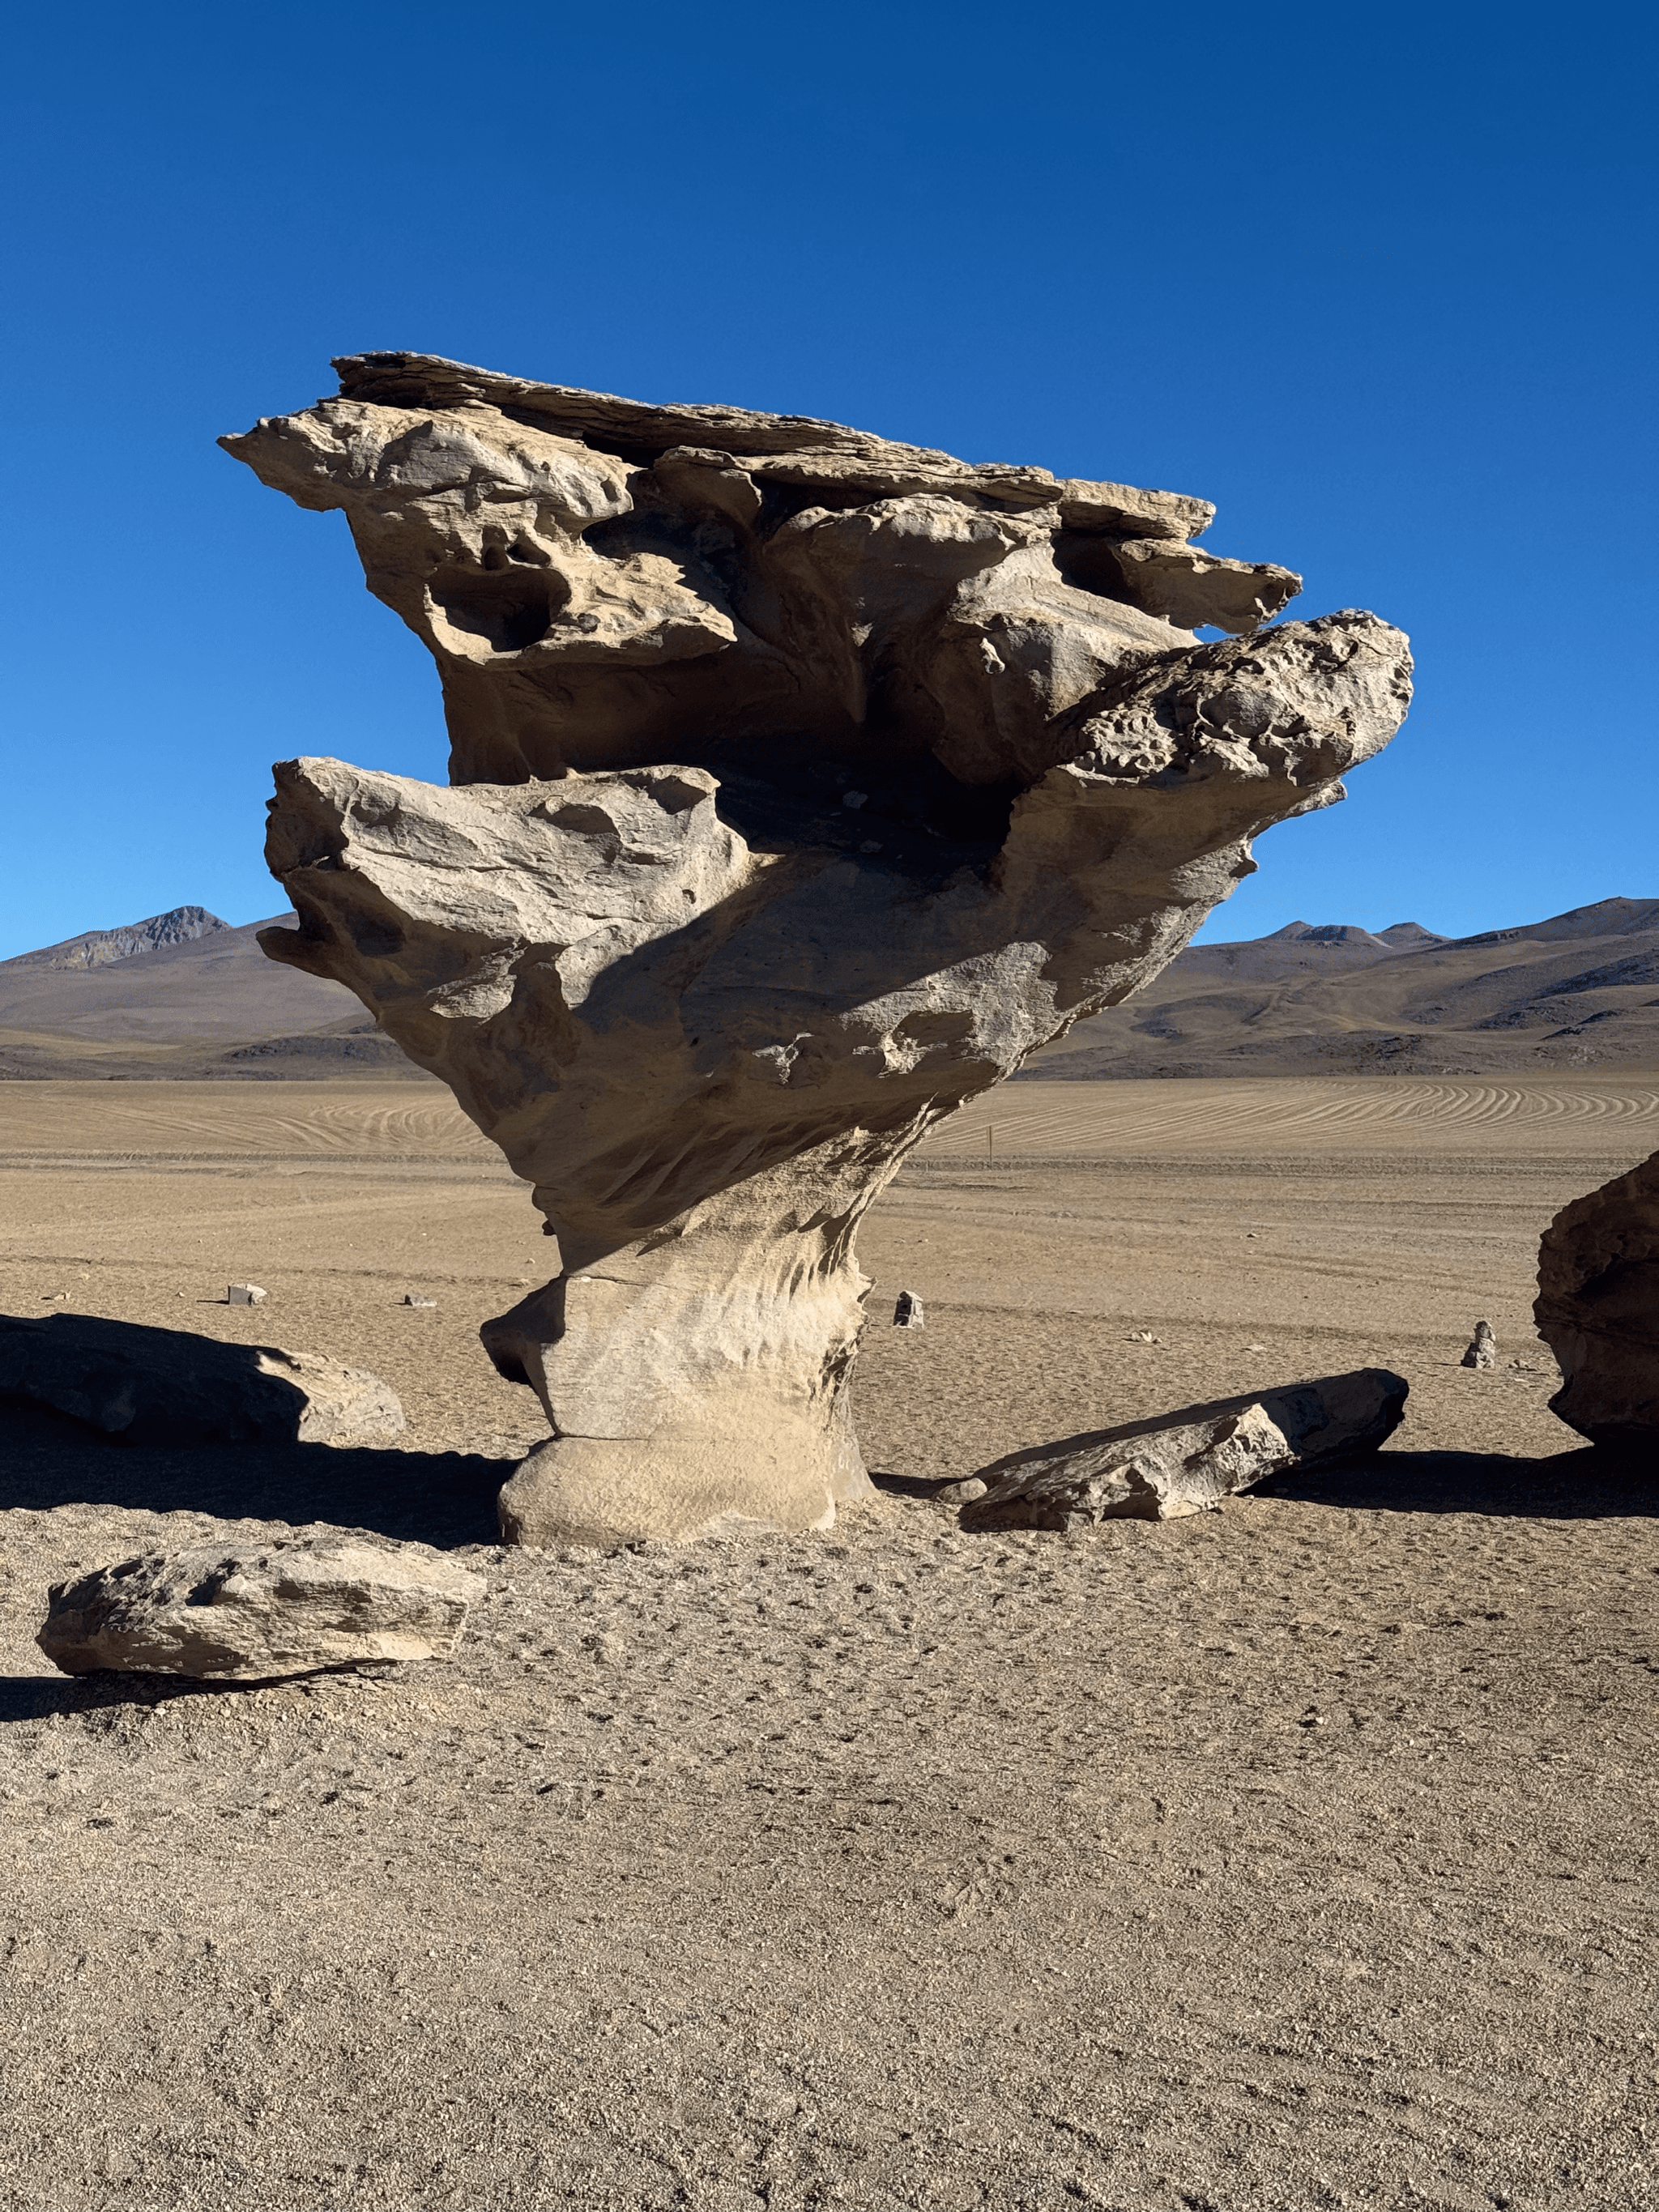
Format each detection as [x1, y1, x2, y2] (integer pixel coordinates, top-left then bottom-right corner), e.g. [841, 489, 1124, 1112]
[224, 357, 1411, 1545]
[38, 1537, 482, 1679]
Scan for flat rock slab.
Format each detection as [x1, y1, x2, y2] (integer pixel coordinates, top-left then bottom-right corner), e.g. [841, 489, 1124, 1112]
[37, 1538, 484, 1679]
[0, 1311, 403, 1446]
[961, 1367, 1409, 1528]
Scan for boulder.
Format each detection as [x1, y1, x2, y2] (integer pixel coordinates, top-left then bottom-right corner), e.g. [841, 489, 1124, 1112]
[222, 355, 1412, 1545]
[37, 1538, 481, 1679]
[0, 1312, 403, 1446]
[960, 1369, 1410, 1528]
[893, 1292, 925, 1329]
[1535, 1149, 1659, 1450]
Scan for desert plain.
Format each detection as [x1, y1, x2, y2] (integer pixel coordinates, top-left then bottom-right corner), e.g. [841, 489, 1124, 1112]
[2, 1072, 1657, 2210]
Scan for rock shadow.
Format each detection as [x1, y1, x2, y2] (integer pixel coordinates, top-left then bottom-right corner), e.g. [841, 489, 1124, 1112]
[0, 1400, 509, 1548]
[1256, 1446, 1658, 1519]
[0, 1667, 301, 1724]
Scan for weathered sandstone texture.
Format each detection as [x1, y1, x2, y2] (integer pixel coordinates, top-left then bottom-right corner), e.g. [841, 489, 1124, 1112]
[961, 1370, 1410, 1528]
[1535, 1150, 1659, 1451]
[38, 1539, 481, 1679]
[0, 1313, 403, 1446]
[224, 354, 1412, 1545]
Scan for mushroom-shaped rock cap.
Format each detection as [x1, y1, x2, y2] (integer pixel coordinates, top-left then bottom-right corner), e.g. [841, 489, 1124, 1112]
[221, 354, 1303, 793]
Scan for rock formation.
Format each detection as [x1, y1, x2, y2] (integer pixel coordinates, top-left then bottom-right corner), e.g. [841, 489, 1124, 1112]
[223, 354, 1412, 1546]
[38, 1539, 480, 1679]
[0, 1313, 403, 1446]
[961, 1369, 1410, 1528]
[1535, 1150, 1659, 1451]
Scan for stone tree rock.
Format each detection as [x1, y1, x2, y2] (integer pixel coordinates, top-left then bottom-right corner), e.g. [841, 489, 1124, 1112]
[222, 354, 1412, 1547]
[1535, 1149, 1659, 1451]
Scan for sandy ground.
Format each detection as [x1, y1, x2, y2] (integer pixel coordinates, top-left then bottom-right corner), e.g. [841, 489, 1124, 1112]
[2, 1078, 1657, 2211]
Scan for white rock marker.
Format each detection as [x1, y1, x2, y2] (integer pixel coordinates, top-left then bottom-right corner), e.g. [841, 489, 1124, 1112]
[228, 1283, 267, 1306]
[962, 1368, 1409, 1528]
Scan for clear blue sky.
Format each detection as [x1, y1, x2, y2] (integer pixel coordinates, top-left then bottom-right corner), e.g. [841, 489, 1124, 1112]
[2, 1, 1653, 958]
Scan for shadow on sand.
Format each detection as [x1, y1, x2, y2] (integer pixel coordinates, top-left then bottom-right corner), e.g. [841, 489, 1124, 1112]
[0, 1400, 510, 1549]
[1256, 1446, 1657, 1519]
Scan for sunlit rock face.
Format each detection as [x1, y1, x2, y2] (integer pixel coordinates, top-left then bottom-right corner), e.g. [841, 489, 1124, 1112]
[225, 356, 1412, 1547]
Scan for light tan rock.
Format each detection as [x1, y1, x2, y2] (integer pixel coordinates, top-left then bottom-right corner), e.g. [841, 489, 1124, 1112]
[960, 1369, 1410, 1527]
[37, 1538, 481, 1679]
[224, 357, 1412, 1545]
[1090, 538, 1303, 633]
[220, 353, 1299, 791]
[1535, 1150, 1659, 1450]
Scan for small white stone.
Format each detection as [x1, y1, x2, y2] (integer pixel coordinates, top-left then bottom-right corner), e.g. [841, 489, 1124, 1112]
[842, 790, 868, 810]
[227, 1283, 267, 1306]
[403, 1294, 437, 1308]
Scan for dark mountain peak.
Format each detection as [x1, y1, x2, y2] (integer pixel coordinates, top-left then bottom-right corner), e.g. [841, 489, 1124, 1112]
[1262, 922, 1388, 948]
[2, 906, 231, 974]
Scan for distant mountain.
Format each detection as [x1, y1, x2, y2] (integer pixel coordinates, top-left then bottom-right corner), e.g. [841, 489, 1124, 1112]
[1023, 898, 1659, 1079]
[2, 905, 231, 972]
[10, 894, 1659, 1083]
[0, 910, 420, 1080]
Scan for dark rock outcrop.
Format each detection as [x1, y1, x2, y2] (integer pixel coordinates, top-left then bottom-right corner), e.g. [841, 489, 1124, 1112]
[1536, 1152, 1659, 1450]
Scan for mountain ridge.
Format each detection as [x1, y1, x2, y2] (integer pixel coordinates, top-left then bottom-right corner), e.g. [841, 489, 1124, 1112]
[1025, 897, 1659, 1079]
[6, 896, 1658, 1081]
[2, 905, 232, 973]
[0, 911, 417, 1080]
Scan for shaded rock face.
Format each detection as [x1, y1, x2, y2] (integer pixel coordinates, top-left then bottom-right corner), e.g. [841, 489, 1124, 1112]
[224, 356, 1412, 1546]
[0, 1313, 403, 1447]
[959, 1369, 1410, 1528]
[38, 1539, 481, 1680]
[1536, 1151, 1659, 1451]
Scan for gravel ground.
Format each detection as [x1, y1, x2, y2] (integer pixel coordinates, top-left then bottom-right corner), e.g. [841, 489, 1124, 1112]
[2, 1085, 1657, 2210]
